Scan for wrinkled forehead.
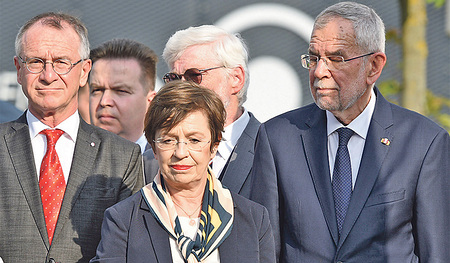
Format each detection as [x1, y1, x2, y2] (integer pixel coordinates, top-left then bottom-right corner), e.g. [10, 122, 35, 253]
[309, 18, 357, 55]
[21, 21, 81, 54]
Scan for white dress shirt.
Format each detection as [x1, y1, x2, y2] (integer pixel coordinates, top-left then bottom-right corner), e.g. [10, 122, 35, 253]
[135, 133, 149, 154]
[28, 110, 79, 183]
[327, 89, 376, 189]
[211, 108, 250, 178]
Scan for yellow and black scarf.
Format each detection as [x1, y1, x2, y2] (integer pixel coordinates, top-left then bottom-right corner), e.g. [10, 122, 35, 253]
[141, 168, 234, 262]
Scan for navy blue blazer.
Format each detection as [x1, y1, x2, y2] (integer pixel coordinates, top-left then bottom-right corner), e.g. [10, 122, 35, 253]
[143, 112, 260, 198]
[91, 191, 276, 263]
[250, 88, 450, 262]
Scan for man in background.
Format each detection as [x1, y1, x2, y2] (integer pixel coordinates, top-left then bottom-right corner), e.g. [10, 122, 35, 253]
[250, 2, 449, 262]
[146, 25, 260, 196]
[89, 38, 158, 153]
[0, 12, 143, 262]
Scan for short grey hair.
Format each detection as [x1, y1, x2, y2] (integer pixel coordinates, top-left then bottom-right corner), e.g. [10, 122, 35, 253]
[15, 12, 90, 59]
[163, 25, 250, 106]
[314, 2, 385, 53]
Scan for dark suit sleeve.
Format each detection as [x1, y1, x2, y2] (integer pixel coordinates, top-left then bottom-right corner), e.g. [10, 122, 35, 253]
[119, 144, 144, 200]
[259, 206, 276, 263]
[414, 129, 450, 261]
[90, 205, 129, 263]
[250, 124, 281, 260]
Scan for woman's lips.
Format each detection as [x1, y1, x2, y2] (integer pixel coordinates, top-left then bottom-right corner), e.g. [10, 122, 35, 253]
[171, 165, 192, 171]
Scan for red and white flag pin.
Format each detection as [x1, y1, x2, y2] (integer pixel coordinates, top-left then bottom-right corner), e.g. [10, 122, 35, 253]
[381, 138, 391, 146]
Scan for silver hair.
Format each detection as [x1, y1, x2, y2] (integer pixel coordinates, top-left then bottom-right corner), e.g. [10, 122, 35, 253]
[314, 2, 385, 53]
[15, 12, 90, 60]
[163, 25, 250, 106]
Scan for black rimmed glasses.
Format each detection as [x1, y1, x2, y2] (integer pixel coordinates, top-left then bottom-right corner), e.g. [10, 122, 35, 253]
[18, 56, 83, 75]
[153, 138, 211, 152]
[163, 66, 225, 84]
[300, 52, 374, 71]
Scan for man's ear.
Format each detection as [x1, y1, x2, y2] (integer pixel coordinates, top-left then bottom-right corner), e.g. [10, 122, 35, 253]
[147, 90, 156, 103]
[230, 65, 245, 95]
[367, 52, 386, 86]
[79, 59, 92, 87]
[14, 56, 23, 85]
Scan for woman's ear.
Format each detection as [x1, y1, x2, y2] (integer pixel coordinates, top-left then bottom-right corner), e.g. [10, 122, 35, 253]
[210, 141, 219, 156]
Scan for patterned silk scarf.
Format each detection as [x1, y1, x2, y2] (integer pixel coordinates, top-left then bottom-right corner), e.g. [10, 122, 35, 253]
[141, 168, 234, 262]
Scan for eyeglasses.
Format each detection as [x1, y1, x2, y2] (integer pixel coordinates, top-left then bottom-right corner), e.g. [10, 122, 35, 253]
[153, 138, 211, 152]
[18, 56, 83, 75]
[162, 66, 225, 84]
[300, 52, 374, 71]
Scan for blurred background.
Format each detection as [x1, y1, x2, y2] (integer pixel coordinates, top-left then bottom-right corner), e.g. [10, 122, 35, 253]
[0, 0, 448, 129]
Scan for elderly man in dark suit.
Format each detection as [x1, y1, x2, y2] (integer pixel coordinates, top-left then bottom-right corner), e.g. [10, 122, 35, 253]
[0, 12, 143, 263]
[250, 2, 449, 262]
[144, 25, 260, 198]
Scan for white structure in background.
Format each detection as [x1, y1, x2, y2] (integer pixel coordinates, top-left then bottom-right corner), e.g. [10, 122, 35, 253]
[216, 3, 314, 122]
[0, 71, 27, 110]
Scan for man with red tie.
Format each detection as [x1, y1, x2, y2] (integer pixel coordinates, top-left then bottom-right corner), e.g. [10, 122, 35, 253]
[0, 12, 143, 262]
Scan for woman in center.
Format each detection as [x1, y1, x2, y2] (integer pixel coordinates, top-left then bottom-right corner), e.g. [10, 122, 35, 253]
[91, 80, 275, 263]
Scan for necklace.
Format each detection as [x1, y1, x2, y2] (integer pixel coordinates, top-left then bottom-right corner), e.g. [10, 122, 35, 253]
[172, 199, 202, 226]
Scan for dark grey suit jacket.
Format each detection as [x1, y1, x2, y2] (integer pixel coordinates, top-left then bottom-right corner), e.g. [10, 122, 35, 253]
[143, 112, 260, 198]
[250, 88, 450, 262]
[90, 191, 275, 263]
[0, 113, 144, 263]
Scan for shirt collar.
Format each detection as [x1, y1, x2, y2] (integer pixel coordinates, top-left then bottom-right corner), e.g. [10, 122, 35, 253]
[135, 133, 148, 153]
[222, 108, 250, 145]
[327, 88, 376, 139]
[27, 110, 80, 142]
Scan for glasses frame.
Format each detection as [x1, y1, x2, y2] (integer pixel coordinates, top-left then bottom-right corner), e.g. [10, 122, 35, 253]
[162, 66, 225, 84]
[153, 138, 211, 152]
[300, 52, 375, 71]
[18, 56, 83, 75]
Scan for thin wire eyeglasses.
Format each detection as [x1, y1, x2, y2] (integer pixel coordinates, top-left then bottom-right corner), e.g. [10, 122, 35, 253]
[18, 56, 83, 75]
[153, 138, 211, 152]
[163, 66, 225, 84]
[300, 52, 374, 71]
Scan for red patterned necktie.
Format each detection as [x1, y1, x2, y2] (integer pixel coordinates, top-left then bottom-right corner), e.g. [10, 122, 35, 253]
[39, 129, 66, 244]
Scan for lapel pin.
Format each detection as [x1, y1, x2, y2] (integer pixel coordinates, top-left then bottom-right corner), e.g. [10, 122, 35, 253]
[380, 138, 390, 146]
[90, 142, 95, 147]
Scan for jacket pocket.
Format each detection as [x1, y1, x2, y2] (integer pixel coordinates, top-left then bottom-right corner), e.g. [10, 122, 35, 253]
[366, 189, 405, 207]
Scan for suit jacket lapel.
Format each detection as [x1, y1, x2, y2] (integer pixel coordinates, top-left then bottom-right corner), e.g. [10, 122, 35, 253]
[302, 106, 340, 244]
[53, 120, 100, 242]
[4, 115, 50, 247]
[140, 198, 173, 263]
[220, 113, 260, 193]
[338, 88, 394, 246]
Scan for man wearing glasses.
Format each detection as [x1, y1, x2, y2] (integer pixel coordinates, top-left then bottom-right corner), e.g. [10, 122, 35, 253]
[144, 25, 260, 198]
[0, 12, 143, 262]
[250, 2, 449, 262]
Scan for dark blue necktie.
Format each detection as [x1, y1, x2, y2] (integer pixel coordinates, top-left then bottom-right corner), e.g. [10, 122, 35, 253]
[332, 127, 354, 236]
